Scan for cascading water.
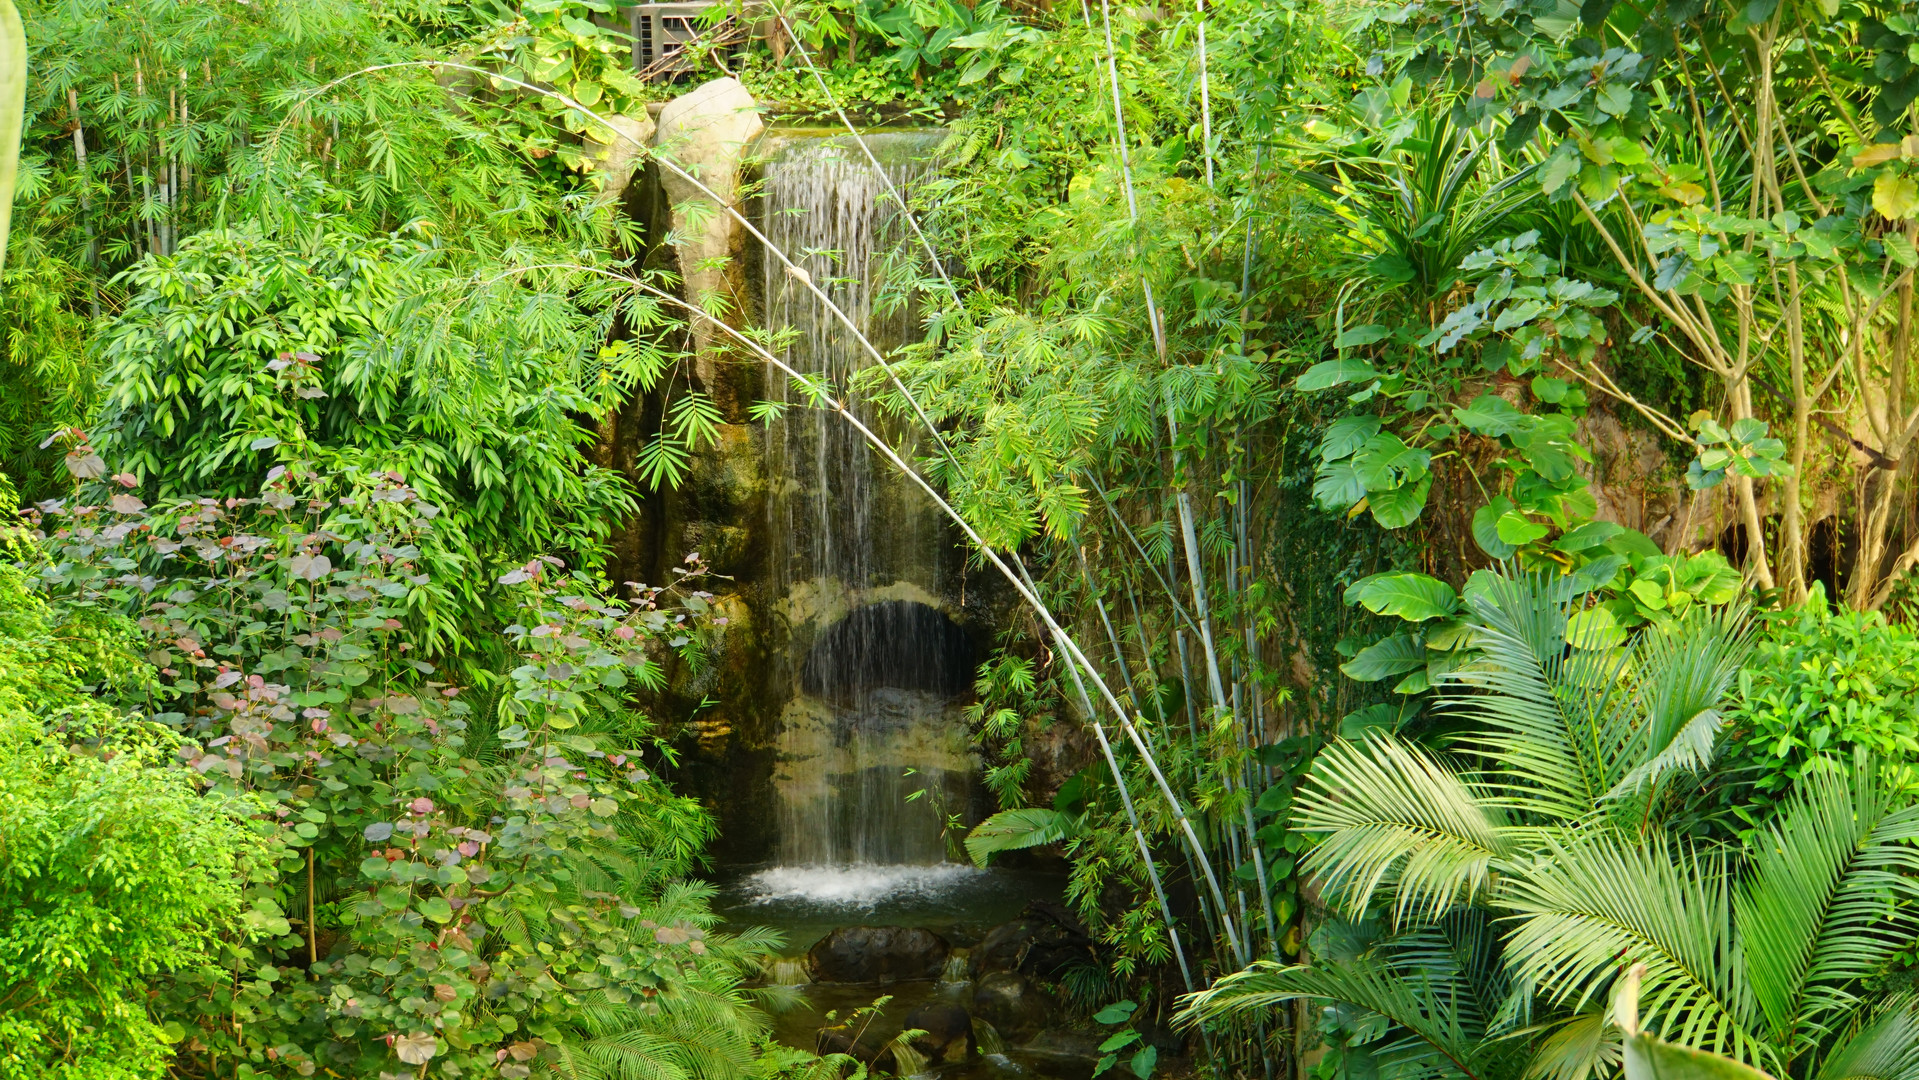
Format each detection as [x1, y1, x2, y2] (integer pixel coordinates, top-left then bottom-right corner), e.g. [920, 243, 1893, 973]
[747, 130, 980, 905]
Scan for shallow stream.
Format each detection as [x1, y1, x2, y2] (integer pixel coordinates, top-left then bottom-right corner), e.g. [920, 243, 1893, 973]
[715, 864, 1098, 1080]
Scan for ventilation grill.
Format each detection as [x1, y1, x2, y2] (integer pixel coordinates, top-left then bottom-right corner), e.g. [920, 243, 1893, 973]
[629, 3, 724, 80]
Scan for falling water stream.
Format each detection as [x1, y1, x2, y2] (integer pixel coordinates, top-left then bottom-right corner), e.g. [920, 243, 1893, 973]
[745, 130, 982, 906]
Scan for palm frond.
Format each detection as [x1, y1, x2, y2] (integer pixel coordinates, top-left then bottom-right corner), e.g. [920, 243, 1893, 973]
[1604, 605, 1752, 805]
[1387, 907, 1512, 1037]
[1520, 1009, 1621, 1080]
[1293, 735, 1517, 923]
[1443, 571, 1636, 821]
[1501, 831, 1765, 1067]
[1178, 957, 1502, 1080]
[1815, 997, 1919, 1080]
[1739, 753, 1919, 1053]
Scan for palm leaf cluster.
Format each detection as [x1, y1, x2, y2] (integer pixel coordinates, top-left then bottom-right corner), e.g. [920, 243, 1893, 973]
[1183, 571, 1919, 1080]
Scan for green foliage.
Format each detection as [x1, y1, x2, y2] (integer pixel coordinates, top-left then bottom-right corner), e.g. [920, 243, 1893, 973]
[467, 0, 664, 159]
[1090, 999, 1157, 1080]
[5, 0, 625, 499]
[1187, 571, 1919, 1079]
[20, 468, 769, 1078]
[1728, 595, 1919, 806]
[85, 223, 676, 653]
[0, 480, 261, 1079]
[0, 712, 262, 1079]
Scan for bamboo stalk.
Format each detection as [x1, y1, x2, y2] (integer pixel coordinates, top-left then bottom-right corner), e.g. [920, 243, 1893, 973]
[67, 88, 99, 319]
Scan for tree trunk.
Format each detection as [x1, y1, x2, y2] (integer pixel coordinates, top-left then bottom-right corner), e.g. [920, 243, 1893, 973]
[0, 1, 26, 273]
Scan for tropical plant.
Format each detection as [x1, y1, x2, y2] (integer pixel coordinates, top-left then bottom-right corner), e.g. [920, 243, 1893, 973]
[1390, 0, 1919, 607]
[1183, 571, 1919, 1080]
[17, 462, 771, 1079]
[1726, 591, 1919, 810]
[3, 0, 630, 498]
[81, 223, 683, 654]
[0, 479, 264, 1079]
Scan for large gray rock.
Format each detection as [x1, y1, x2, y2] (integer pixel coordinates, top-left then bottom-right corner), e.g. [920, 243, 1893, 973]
[651, 77, 763, 383]
[972, 900, 1096, 979]
[806, 925, 950, 983]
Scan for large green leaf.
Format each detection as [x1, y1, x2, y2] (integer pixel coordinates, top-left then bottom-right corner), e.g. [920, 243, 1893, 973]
[1346, 572, 1460, 622]
[1370, 475, 1433, 529]
[964, 808, 1081, 867]
[1297, 357, 1379, 391]
[1341, 634, 1428, 681]
[1623, 1035, 1776, 1080]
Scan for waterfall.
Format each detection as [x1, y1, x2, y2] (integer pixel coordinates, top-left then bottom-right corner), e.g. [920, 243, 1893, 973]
[763, 955, 811, 985]
[890, 1042, 932, 1077]
[973, 1020, 1008, 1057]
[754, 130, 979, 895]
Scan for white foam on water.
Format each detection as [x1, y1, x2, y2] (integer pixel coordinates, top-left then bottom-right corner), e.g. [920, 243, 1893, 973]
[742, 863, 985, 907]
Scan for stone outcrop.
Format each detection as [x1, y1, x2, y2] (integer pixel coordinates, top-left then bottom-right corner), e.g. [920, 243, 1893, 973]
[971, 900, 1096, 980]
[971, 971, 1051, 1041]
[583, 113, 656, 202]
[806, 925, 951, 983]
[903, 1002, 975, 1063]
[651, 77, 763, 391]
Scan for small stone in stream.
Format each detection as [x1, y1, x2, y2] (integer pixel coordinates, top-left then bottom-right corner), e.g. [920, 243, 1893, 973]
[904, 1002, 974, 1063]
[972, 970, 1051, 1040]
[807, 925, 951, 983]
[815, 1024, 894, 1070]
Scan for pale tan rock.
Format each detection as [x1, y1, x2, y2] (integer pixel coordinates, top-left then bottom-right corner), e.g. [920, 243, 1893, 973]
[582, 113, 656, 201]
[651, 77, 764, 384]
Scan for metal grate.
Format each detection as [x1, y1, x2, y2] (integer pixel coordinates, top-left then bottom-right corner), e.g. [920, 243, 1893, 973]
[628, 3, 727, 80]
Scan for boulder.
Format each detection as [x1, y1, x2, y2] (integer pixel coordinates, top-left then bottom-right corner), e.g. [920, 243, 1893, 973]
[972, 970, 1050, 1041]
[583, 113, 656, 202]
[972, 900, 1096, 980]
[807, 925, 950, 983]
[903, 1001, 974, 1063]
[651, 77, 763, 387]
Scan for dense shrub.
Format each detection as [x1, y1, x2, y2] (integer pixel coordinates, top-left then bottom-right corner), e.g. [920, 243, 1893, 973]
[1728, 591, 1919, 811]
[17, 467, 784, 1079]
[80, 224, 660, 655]
[0, 479, 262, 1079]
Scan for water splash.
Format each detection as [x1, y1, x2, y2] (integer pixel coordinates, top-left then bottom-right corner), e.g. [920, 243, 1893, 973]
[890, 1042, 933, 1078]
[741, 862, 985, 907]
[939, 950, 971, 986]
[763, 955, 812, 985]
